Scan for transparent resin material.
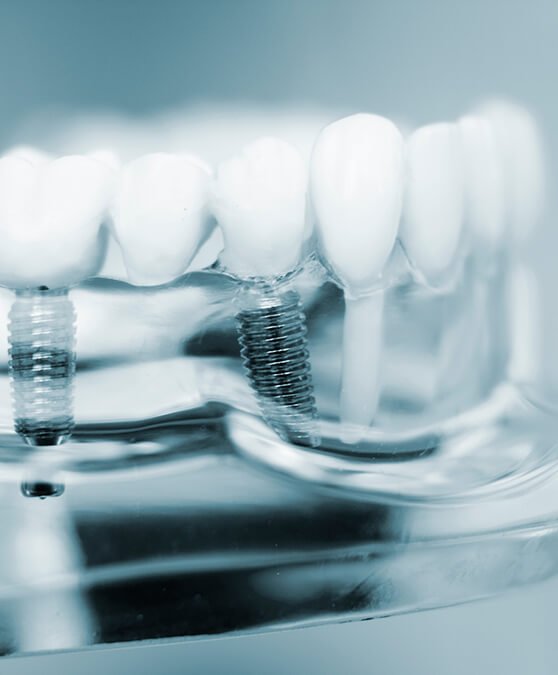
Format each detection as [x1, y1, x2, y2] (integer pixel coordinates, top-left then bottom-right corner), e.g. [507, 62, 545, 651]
[0, 247, 555, 657]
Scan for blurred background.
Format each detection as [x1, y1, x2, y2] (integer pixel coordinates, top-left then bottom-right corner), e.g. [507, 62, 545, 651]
[1, 0, 557, 672]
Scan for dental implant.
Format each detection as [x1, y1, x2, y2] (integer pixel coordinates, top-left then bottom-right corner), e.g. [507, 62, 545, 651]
[213, 137, 319, 447]
[236, 280, 318, 447]
[8, 287, 76, 446]
[0, 150, 115, 447]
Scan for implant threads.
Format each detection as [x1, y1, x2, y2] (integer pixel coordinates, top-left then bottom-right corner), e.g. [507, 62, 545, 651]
[236, 286, 319, 447]
[8, 288, 76, 446]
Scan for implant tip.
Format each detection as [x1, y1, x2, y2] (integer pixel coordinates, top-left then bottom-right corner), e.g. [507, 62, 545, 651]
[20, 480, 65, 499]
[16, 419, 74, 447]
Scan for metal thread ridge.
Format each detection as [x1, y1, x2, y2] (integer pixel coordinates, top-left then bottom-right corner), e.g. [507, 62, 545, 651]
[8, 289, 76, 446]
[236, 289, 319, 447]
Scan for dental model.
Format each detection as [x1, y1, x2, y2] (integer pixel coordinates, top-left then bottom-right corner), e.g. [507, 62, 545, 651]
[0, 150, 115, 445]
[310, 114, 404, 432]
[213, 137, 318, 447]
[111, 153, 214, 286]
[400, 122, 465, 282]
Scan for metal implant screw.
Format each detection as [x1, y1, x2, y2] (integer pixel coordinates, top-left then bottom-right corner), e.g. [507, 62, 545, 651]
[8, 287, 76, 447]
[236, 284, 319, 447]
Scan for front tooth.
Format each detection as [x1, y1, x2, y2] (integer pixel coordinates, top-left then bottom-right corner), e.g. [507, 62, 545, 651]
[474, 100, 545, 242]
[458, 115, 505, 248]
[310, 113, 404, 433]
[212, 136, 308, 278]
[0, 153, 115, 289]
[111, 153, 214, 286]
[310, 113, 403, 292]
[400, 122, 465, 281]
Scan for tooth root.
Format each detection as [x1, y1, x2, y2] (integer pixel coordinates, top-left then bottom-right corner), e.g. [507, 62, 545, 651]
[340, 293, 384, 436]
[508, 264, 540, 383]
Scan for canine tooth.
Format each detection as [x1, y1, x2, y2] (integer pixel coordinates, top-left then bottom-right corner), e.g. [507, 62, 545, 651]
[310, 113, 404, 432]
[111, 153, 214, 286]
[401, 123, 465, 280]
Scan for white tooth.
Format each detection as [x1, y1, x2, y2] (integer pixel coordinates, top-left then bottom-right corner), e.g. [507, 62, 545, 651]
[310, 114, 403, 291]
[87, 149, 121, 172]
[111, 153, 214, 286]
[213, 137, 307, 278]
[401, 122, 465, 280]
[475, 100, 545, 241]
[310, 113, 404, 432]
[458, 115, 505, 247]
[3, 145, 53, 166]
[0, 154, 115, 289]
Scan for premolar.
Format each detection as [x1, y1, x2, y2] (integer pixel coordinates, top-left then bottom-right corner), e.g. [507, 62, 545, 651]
[111, 152, 214, 286]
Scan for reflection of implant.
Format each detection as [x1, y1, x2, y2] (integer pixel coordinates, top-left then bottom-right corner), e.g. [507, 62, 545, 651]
[9, 288, 76, 446]
[237, 284, 318, 447]
[213, 137, 319, 447]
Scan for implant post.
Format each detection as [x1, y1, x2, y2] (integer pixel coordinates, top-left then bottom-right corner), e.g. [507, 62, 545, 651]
[236, 282, 319, 447]
[8, 287, 76, 447]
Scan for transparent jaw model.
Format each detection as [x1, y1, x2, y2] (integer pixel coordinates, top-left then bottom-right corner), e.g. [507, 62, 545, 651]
[0, 101, 556, 657]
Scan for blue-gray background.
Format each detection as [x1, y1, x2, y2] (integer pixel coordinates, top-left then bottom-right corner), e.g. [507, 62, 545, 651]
[1, 1, 557, 672]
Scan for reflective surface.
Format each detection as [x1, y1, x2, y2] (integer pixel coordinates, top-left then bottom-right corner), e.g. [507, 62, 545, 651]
[0, 387, 558, 655]
[0, 255, 552, 656]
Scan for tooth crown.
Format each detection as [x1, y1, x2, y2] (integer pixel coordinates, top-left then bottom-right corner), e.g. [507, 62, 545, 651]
[213, 137, 308, 279]
[475, 100, 545, 241]
[0, 154, 115, 289]
[111, 153, 213, 286]
[309, 113, 404, 294]
[4, 146, 53, 166]
[401, 122, 465, 279]
[458, 116, 505, 246]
